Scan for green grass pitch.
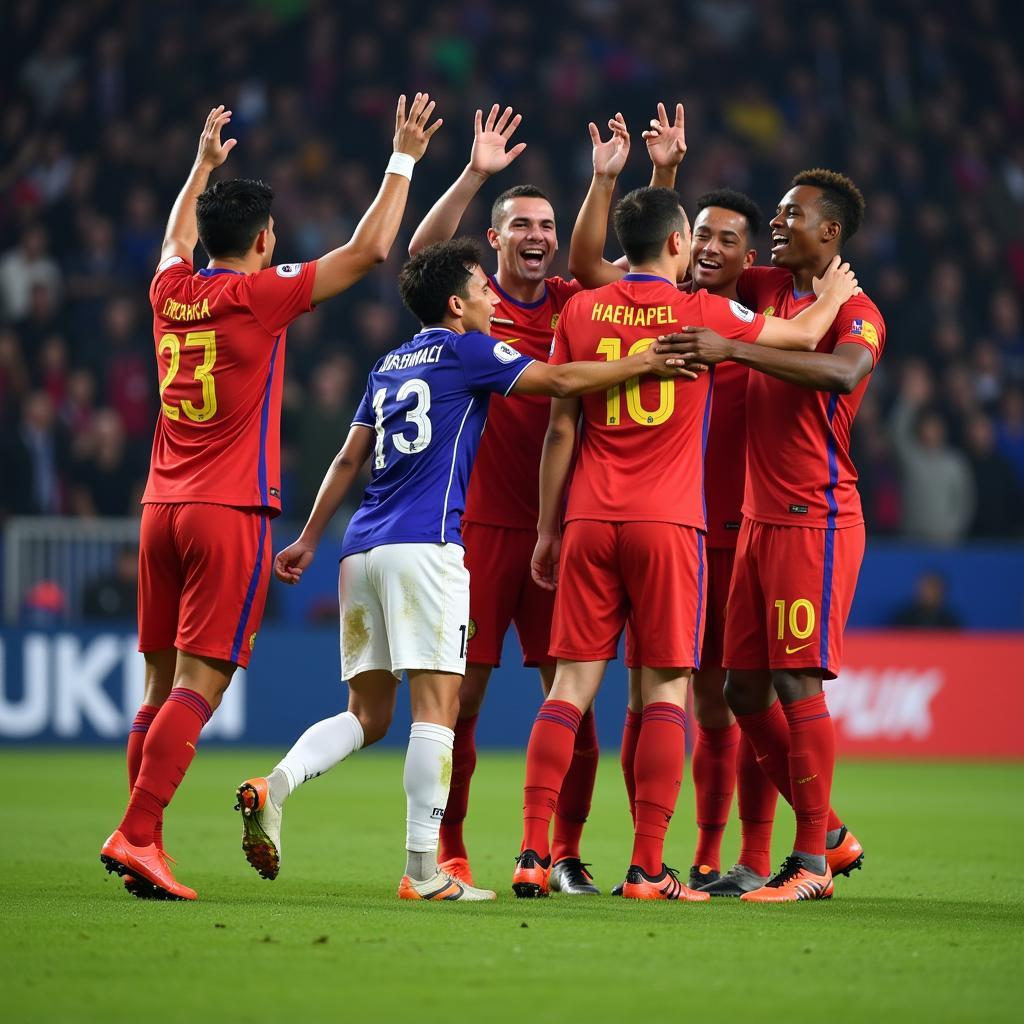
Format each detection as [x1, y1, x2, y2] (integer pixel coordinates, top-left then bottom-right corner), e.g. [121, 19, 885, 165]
[3, 749, 1022, 1023]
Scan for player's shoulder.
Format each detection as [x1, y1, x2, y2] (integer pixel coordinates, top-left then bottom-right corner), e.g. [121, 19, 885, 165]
[150, 255, 194, 297]
[456, 329, 523, 363]
[839, 289, 884, 325]
[546, 275, 585, 308]
[738, 265, 790, 307]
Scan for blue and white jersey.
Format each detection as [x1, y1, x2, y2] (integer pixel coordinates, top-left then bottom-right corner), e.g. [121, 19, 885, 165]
[341, 327, 535, 558]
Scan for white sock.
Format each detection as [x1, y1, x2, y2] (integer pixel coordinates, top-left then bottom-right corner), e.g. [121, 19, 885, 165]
[273, 711, 364, 799]
[403, 721, 455, 877]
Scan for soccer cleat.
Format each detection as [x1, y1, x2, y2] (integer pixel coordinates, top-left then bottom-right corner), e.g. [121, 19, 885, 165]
[689, 864, 720, 890]
[398, 869, 496, 901]
[611, 881, 625, 897]
[549, 858, 600, 895]
[826, 826, 865, 878]
[100, 830, 197, 901]
[621, 864, 711, 902]
[699, 863, 769, 897]
[438, 856, 474, 886]
[123, 849, 177, 899]
[740, 855, 834, 902]
[235, 777, 283, 880]
[512, 849, 551, 898]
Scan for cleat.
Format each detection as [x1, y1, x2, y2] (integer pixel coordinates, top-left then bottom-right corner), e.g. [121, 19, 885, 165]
[512, 849, 551, 898]
[611, 880, 625, 897]
[549, 858, 600, 895]
[398, 869, 496, 901]
[699, 863, 769, 897]
[235, 777, 282, 880]
[438, 856, 474, 886]
[100, 830, 196, 901]
[124, 849, 178, 899]
[621, 863, 710, 902]
[826, 826, 865, 878]
[689, 864, 720, 890]
[741, 855, 833, 903]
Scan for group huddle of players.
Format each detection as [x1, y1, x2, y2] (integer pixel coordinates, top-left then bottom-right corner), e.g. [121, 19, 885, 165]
[98, 93, 883, 905]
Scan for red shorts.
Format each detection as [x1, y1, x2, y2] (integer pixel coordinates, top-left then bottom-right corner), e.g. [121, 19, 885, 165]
[551, 520, 706, 668]
[723, 519, 865, 679]
[137, 502, 272, 668]
[463, 522, 555, 667]
[625, 545, 733, 671]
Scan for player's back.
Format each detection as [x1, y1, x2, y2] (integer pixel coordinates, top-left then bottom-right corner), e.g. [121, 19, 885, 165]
[144, 257, 315, 514]
[553, 274, 753, 531]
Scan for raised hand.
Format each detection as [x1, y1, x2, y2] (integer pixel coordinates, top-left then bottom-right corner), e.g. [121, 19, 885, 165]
[813, 255, 861, 303]
[196, 105, 236, 169]
[590, 112, 630, 179]
[394, 93, 444, 162]
[274, 539, 316, 585]
[643, 101, 686, 170]
[469, 104, 527, 177]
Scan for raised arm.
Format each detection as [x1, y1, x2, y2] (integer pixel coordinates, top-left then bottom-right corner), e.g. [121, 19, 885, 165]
[311, 94, 441, 305]
[532, 397, 581, 590]
[644, 101, 687, 190]
[161, 105, 236, 263]
[274, 425, 375, 584]
[567, 114, 631, 287]
[407, 104, 526, 256]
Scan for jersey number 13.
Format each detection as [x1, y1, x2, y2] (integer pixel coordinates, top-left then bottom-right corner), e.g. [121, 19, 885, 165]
[372, 378, 433, 469]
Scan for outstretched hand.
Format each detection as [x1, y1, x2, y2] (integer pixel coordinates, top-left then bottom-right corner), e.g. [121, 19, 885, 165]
[643, 102, 686, 170]
[394, 93, 444, 162]
[469, 104, 527, 177]
[590, 112, 630, 179]
[196, 105, 236, 170]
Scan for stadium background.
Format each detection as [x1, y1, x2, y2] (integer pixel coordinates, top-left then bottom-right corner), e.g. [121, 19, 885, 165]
[1, 0, 1022, 759]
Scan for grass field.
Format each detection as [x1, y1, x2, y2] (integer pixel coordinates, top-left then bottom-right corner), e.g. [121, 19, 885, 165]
[4, 749, 1022, 1023]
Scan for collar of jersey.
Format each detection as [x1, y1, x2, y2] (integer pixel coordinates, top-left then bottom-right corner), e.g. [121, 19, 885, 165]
[489, 275, 549, 309]
[791, 287, 814, 299]
[623, 272, 675, 285]
[198, 267, 245, 277]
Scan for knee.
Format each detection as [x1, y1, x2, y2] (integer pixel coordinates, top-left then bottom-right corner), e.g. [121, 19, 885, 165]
[772, 672, 822, 705]
[692, 670, 731, 727]
[724, 670, 769, 717]
[354, 707, 392, 747]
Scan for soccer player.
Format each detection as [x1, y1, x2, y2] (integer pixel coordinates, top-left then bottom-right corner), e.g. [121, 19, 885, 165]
[235, 238, 699, 902]
[99, 95, 443, 900]
[664, 169, 885, 901]
[513, 185, 859, 900]
[567, 104, 784, 894]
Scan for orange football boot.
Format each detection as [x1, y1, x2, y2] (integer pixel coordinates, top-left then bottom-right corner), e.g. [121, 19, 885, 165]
[741, 856, 833, 902]
[621, 864, 711, 902]
[100, 830, 197, 901]
[512, 849, 551, 898]
[438, 856, 474, 886]
[398, 870, 496, 901]
[123, 848, 177, 899]
[826, 826, 865, 878]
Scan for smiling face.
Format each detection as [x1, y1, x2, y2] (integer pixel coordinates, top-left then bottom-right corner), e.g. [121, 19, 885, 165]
[690, 206, 756, 293]
[769, 184, 838, 271]
[451, 264, 501, 333]
[487, 196, 558, 284]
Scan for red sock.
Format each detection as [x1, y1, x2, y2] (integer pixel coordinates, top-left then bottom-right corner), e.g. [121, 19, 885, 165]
[736, 734, 777, 876]
[691, 722, 739, 871]
[552, 709, 598, 863]
[620, 708, 642, 822]
[118, 689, 212, 847]
[439, 713, 478, 862]
[127, 704, 162, 849]
[630, 703, 686, 876]
[782, 693, 836, 858]
[522, 701, 582, 859]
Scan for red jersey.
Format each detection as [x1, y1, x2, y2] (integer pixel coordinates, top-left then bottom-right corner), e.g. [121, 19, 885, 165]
[703, 359, 749, 548]
[462, 275, 582, 529]
[143, 257, 316, 515]
[551, 274, 765, 528]
[737, 266, 886, 528]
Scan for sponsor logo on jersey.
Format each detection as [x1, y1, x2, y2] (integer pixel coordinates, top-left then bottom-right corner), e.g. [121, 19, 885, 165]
[850, 318, 879, 349]
[269, 487, 280, 499]
[789, 504, 809, 514]
[762, 305, 775, 317]
[492, 341, 521, 364]
[276, 263, 302, 278]
[550, 313, 560, 330]
[729, 299, 756, 323]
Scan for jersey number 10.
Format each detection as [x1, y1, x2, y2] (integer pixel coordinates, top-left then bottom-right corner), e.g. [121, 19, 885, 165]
[158, 330, 218, 423]
[596, 337, 674, 426]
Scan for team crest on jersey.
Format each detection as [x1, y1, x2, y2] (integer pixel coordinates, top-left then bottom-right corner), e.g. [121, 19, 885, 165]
[550, 313, 560, 330]
[248, 632, 257, 651]
[729, 299, 756, 323]
[851, 319, 879, 349]
[762, 305, 775, 317]
[276, 263, 302, 278]
[492, 341, 521, 364]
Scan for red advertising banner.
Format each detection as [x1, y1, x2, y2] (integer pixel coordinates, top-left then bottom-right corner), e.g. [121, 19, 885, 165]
[827, 632, 1024, 758]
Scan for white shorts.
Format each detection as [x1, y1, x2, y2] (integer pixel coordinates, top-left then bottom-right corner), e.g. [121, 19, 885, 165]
[338, 542, 470, 680]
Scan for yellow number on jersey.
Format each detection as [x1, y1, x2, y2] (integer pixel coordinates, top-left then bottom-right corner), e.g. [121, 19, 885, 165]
[158, 330, 219, 423]
[773, 598, 816, 641]
[596, 336, 675, 426]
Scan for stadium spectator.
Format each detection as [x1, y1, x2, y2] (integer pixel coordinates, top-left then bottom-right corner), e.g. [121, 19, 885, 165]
[0, 225, 62, 322]
[888, 571, 963, 630]
[82, 545, 138, 620]
[69, 407, 140, 518]
[964, 413, 1024, 537]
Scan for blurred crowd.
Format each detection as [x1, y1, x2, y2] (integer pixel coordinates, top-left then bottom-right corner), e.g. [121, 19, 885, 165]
[1, 0, 1023, 544]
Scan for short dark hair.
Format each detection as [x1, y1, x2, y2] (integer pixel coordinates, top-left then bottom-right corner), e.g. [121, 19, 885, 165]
[791, 168, 865, 242]
[491, 184, 550, 229]
[695, 188, 763, 239]
[399, 238, 484, 325]
[613, 187, 687, 265]
[196, 179, 274, 258]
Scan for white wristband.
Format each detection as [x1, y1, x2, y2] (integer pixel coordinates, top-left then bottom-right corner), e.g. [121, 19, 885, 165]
[386, 152, 415, 180]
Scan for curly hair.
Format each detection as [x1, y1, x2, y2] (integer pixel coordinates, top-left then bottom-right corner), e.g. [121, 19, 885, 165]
[398, 237, 484, 325]
[791, 168, 866, 242]
[695, 188, 763, 239]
